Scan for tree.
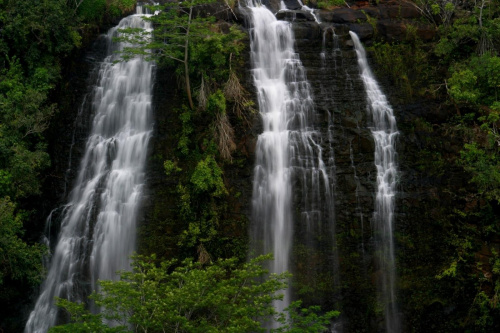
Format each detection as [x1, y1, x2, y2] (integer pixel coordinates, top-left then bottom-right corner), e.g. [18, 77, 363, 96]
[49, 254, 338, 333]
[412, 0, 459, 26]
[0, 197, 45, 300]
[0, 58, 53, 198]
[119, 0, 245, 110]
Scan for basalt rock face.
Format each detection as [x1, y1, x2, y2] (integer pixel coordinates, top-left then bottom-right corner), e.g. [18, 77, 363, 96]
[38, 1, 473, 332]
[294, 28, 381, 332]
[39, 35, 111, 242]
[139, 39, 258, 261]
[283, 13, 381, 332]
[246, 1, 464, 332]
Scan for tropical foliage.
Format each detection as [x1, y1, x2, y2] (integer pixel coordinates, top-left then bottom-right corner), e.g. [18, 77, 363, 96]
[49, 254, 338, 333]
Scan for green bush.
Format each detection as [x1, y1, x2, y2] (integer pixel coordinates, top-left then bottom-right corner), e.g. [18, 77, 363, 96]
[207, 90, 227, 116]
[191, 155, 227, 197]
[50, 254, 338, 333]
[77, 0, 107, 22]
[316, 0, 345, 10]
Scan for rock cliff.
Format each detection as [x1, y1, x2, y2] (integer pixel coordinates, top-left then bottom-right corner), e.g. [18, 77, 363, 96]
[40, 1, 496, 332]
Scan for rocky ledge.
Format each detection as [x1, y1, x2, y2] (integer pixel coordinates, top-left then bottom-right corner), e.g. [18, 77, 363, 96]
[253, 0, 436, 43]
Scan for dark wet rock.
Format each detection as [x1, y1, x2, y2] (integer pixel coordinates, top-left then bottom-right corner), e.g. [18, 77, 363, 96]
[376, 19, 407, 41]
[360, 6, 381, 18]
[348, 22, 374, 40]
[261, 0, 281, 12]
[292, 21, 322, 39]
[415, 23, 437, 41]
[276, 9, 317, 22]
[283, 0, 302, 10]
[319, 8, 367, 23]
[234, 6, 253, 24]
[385, 1, 420, 19]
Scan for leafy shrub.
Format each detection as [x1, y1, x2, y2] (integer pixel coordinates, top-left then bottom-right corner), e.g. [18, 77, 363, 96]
[190, 155, 227, 197]
[50, 254, 338, 333]
[316, 0, 345, 10]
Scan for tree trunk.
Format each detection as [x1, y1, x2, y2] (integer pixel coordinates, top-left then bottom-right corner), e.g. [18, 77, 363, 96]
[184, 6, 194, 110]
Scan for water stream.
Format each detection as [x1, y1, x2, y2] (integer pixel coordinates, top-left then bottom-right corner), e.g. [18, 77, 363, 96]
[246, 0, 335, 320]
[350, 31, 400, 332]
[25, 7, 154, 332]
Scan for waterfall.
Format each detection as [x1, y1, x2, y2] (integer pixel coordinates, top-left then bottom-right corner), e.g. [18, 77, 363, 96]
[25, 7, 154, 333]
[350, 31, 400, 332]
[246, 0, 335, 319]
[279, 0, 321, 23]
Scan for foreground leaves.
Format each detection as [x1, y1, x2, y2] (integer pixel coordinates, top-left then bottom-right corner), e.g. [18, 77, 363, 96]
[50, 254, 338, 333]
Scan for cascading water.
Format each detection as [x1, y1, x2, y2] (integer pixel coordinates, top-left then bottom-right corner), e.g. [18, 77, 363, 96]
[246, 0, 335, 319]
[350, 31, 400, 332]
[25, 7, 154, 333]
[279, 0, 320, 23]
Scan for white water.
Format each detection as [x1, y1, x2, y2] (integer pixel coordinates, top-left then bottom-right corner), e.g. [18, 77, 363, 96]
[297, 0, 321, 23]
[246, 0, 335, 320]
[350, 31, 400, 332]
[25, 8, 153, 333]
[279, 0, 321, 23]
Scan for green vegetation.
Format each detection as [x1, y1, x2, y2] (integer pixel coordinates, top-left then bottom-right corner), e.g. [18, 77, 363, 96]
[49, 254, 338, 333]
[388, 1, 500, 331]
[314, 0, 346, 10]
[119, 0, 246, 110]
[370, 38, 429, 98]
[121, 0, 255, 264]
[0, 197, 46, 300]
[10, 0, 500, 331]
[360, 1, 500, 330]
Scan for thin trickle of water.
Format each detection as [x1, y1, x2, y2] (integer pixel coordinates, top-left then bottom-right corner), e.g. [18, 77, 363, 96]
[326, 111, 336, 186]
[350, 31, 400, 332]
[279, 0, 321, 23]
[297, 0, 321, 23]
[320, 28, 337, 186]
[62, 96, 88, 197]
[321, 27, 340, 73]
[348, 139, 365, 253]
[344, 70, 354, 95]
[25, 8, 154, 333]
[332, 30, 340, 70]
[245, 0, 336, 320]
[320, 29, 327, 67]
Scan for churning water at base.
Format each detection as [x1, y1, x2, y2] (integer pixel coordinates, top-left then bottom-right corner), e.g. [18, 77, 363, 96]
[246, 0, 335, 320]
[350, 32, 400, 332]
[25, 8, 153, 333]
